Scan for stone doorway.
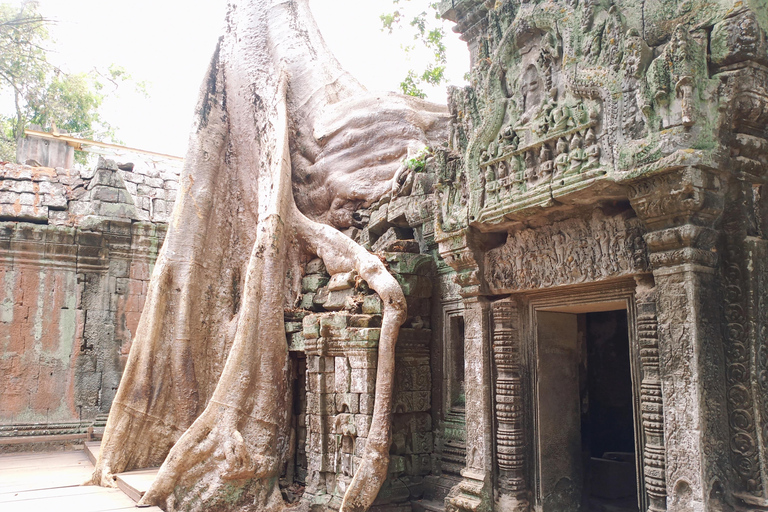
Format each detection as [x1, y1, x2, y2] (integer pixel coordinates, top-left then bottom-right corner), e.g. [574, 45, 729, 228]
[536, 305, 640, 512]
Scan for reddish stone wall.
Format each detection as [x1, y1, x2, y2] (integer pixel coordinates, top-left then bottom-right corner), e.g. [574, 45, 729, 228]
[0, 158, 173, 428]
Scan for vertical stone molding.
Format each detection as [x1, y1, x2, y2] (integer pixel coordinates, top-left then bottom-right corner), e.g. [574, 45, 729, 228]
[438, 227, 494, 512]
[629, 167, 730, 512]
[445, 295, 493, 512]
[635, 277, 667, 512]
[491, 298, 529, 511]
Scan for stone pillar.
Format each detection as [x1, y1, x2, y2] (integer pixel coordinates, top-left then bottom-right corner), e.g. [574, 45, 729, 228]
[437, 228, 494, 512]
[491, 299, 529, 511]
[629, 167, 730, 512]
[635, 275, 667, 512]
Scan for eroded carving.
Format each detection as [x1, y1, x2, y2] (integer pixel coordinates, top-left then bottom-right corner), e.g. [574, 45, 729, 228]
[484, 209, 648, 293]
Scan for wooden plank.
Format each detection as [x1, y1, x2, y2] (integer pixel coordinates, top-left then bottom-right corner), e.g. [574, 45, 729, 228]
[2, 485, 162, 511]
[0, 434, 88, 445]
[0, 483, 107, 502]
[0, 451, 88, 470]
[114, 468, 159, 503]
[0, 463, 93, 493]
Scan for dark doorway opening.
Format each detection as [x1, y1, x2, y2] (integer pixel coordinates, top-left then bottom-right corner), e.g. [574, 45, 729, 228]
[580, 310, 638, 512]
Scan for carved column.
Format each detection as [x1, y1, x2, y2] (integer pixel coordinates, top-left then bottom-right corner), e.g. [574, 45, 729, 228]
[491, 299, 529, 511]
[629, 167, 730, 512]
[635, 276, 667, 512]
[437, 227, 493, 512]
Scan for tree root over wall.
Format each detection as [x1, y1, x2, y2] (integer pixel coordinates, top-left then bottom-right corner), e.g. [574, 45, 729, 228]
[88, 1, 448, 511]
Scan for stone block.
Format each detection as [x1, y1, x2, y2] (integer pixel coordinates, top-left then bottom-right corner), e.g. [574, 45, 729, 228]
[301, 275, 329, 293]
[362, 294, 383, 315]
[327, 271, 357, 291]
[288, 331, 304, 352]
[354, 414, 372, 438]
[348, 353, 377, 369]
[359, 393, 376, 414]
[323, 287, 356, 311]
[284, 321, 303, 334]
[368, 203, 390, 236]
[319, 313, 349, 338]
[347, 314, 381, 328]
[371, 226, 414, 253]
[41, 193, 67, 209]
[335, 393, 359, 414]
[389, 455, 406, 474]
[303, 315, 320, 338]
[299, 292, 317, 311]
[350, 368, 376, 393]
[382, 252, 434, 275]
[99, 202, 136, 219]
[305, 258, 327, 275]
[90, 186, 120, 202]
[313, 287, 329, 307]
[335, 357, 350, 394]
[346, 328, 380, 344]
[144, 177, 164, 188]
[306, 373, 334, 394]
[410, 431, 433, 454]
[354, 437, 367, 457]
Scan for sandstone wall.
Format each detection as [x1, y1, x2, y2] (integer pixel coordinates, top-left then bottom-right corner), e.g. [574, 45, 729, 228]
[0, 157, 177, 430]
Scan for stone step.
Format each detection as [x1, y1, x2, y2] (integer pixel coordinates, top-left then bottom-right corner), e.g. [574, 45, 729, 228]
[115, 467, 160, 503]
[412, 499, 445, 512]
[83, 440, 101, 465]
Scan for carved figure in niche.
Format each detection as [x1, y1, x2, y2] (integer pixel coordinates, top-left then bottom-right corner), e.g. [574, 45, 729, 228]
[584, 22, 605, 63]
[554, 138, 569, 177]
[520, 64, 543, 120]
[552, 102, 573, 132]
[501, 126, 519, 150]
[622, 29, 647, 78]
[539, 143, 554, 177]
[582, 0, 597, 31]
[510, 154, 524, 189]
[583, 128, 601, 170]
[524, 150, 538, 182]
[568, 133, 586, 174]
[334, 414, 357, 483]
[601, 6, 624, 71]
[645, 24, 701, 127]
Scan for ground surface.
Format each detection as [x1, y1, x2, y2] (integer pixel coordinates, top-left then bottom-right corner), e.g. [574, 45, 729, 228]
[0, 444, 162, 512]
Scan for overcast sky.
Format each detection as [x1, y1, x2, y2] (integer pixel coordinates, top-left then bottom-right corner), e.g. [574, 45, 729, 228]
[16, 0, 469, 157]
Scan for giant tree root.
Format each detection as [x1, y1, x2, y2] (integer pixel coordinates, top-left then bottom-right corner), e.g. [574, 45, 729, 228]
[90, 1, 444, 509]
[128, 71, 405, 511]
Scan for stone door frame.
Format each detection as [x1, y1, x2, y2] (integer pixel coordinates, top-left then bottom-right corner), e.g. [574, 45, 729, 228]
[521, 278, 646, 511]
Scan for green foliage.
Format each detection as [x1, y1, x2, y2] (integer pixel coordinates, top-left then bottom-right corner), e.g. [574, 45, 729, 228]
[380, 0, 448, 98]
[0, 1, 144, 162]
[404, 145, 431, 172]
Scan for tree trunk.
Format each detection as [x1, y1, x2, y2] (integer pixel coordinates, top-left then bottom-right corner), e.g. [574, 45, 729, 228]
[89, 1, 448, 511]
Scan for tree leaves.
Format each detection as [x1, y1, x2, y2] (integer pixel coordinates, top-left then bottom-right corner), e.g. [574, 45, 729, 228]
[380, 0, 447, 98]
[0, 1, 143, 162]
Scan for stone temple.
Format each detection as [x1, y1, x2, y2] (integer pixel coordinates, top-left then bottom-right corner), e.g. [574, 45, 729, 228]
[2, 0, 768, 511]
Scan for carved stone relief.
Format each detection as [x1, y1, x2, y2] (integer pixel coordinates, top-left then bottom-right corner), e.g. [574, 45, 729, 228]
[484, 209, 648, 293]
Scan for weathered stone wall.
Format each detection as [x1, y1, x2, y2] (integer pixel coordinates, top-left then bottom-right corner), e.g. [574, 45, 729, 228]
[0, 157, 177, 430]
